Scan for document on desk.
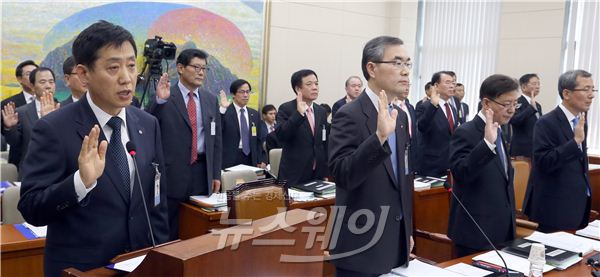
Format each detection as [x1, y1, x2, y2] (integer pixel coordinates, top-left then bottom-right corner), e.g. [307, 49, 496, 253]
[472, 251, 554, 275]
[23, 222, 47, 238]
[526, 231, 598, 255]
[224, 164, 264, 174]
[390, 259, 463, 276]
[576, 220, 600, 240]
[189, 193, 227, 208]
[444, 262, 492, 276]
[108, 255, 146, 272]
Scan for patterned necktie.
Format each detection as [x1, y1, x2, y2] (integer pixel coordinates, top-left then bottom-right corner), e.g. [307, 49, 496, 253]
[306, 106, 315, 135]
[399, 102, 412, 138]
[496, 128, 507, 176]
[388, 105, 398, 181]
[107, 117, 130, 199]
[445, 103, 455, 133]
[240, 108, 250, 155]
[187, 92, 198, 164]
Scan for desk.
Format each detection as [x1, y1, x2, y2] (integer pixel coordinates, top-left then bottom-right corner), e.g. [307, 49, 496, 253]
[438, 251, 597, 276]
[179, 197, 335, 239]
[1, 224, 45, 276]
[590, 166, 600, 213]
[412, 187, 452, 262]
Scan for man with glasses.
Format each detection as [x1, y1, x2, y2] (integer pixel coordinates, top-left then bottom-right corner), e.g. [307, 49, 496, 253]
[448, 74, 519, 257]
[218, 79, 266, 169]
[416, 71, 458, 177]
[528, 69, 596, 232]
[332, 75, 363, 119]
[509, 73, 542, 159]
[60, 56, 87, 106]
[148, 48, 222, 240]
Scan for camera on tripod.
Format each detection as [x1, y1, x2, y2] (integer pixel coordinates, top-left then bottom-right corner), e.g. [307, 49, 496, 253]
[143, 36, 176, 62]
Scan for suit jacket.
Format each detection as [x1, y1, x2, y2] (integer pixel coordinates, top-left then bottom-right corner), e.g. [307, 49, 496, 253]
[415, 100, 458, 177]
[60, 96, 74, 107]
[528, 107, 590, 230]
[328, 92, 412, 274]
[1, 91, 28, 165]
[331, 96, 346, 119]
[3, 101, 39, 172]
[509, 95, 542, 157]
[17, 96, 169, 276]
[147, 84, 222, 197]
[275, 99, 328, 186]
[1, 91, 27, 109]
[404, 100, 419, 175]
[220, 104, 266, 168]
[457, 102, 470, 124]
[448, 116, 516, 249]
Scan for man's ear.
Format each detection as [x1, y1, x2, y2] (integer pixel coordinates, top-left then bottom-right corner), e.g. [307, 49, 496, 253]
[75, 64, 89, 86]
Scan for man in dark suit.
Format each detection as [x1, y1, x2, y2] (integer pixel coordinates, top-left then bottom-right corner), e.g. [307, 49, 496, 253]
[448, 74, 519, 257]
[396, 85, 419, 175]
[259, 104, 280, 153]
[455, 83, 470, 124]
[1, 60, 38, 165]
[147, 48, 222, 240]
[510, 73, 542, 158]
[218, 79, 266, 169]
[414, 82, 432, 112]
[60, 56, 87, 107]
[275, 69, 328, 186]
[416, 71, 459, 177]
[331, 75, 363, 118]
[2, 67, 60, 172]
[528, 70, 595, 232]
[17, 21, 169, 277]
[329, 36, 413, 276]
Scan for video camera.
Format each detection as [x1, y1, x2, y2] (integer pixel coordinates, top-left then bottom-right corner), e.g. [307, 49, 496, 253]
[143, 36, 176, 62]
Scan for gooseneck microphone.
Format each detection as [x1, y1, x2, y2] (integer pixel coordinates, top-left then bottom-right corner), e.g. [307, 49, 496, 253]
[126, 141, 156, 247]
[444, 182, 520, 277]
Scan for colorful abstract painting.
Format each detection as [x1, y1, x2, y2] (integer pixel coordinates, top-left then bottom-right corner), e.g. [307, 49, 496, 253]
[1, 1, 267, 108]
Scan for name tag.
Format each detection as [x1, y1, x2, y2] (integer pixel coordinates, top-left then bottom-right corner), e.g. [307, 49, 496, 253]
[404, 144, 410, 175]
[251, 123, 257, 137]
[153, 162, 161, 206]
[322, 126, 327, 141]
[210, 119, 216, 136]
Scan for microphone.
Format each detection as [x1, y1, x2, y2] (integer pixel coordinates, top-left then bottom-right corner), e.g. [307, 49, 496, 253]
[126, 141, 156, 247]
[444, 182, 522, 277]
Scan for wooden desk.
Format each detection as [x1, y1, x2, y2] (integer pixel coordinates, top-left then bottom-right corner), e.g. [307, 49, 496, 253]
[590, 166, 600, 212]
[412, 187, 452, 262]
[438, 250, 598, 276]
[179, 197, 335, 239]
[1, 224, 45, 277]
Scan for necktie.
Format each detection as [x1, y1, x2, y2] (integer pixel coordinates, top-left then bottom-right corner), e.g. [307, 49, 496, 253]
[445, 103, 455, 133]
[187, 92, 198, 164]
[496, 128, 507, 176]
[107, 117, 130, 199]
[572, 117, 579, 131]
[240, 108, 250, 155]
[269, 125, 275, 133]
[399, 102, 412, 138]
[306, 106, 315, 135]
[388, 105, 398, 181]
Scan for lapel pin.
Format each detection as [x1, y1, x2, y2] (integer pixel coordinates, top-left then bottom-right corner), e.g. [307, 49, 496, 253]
[138, 130, 143, 135]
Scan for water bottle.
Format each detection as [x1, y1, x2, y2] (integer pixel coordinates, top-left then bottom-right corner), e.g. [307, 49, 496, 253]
[528, 243, 545, 277]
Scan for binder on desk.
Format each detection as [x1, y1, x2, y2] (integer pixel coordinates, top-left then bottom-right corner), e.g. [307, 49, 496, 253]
[289, 180, 335, 196]
[502, 238, 580, 269]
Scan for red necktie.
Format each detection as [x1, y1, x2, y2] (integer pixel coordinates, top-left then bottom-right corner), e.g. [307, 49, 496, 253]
[306, 106, 315, 135]
[445, 103, 455, 133]
[187, 92, 198, 164]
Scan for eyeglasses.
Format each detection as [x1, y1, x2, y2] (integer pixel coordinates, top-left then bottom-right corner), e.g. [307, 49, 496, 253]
[570, 87, 598, 94]
[237, 89, 253, 94]
[487, 98, 518, 109]
[372, 60, 413, 70]
[187, 64, 209, 72]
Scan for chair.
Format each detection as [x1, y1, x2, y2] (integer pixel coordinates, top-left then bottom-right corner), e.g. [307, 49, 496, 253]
[0, 151, 8, 162]
[1, 186, 24, 224]
[511, 159, 531, 213]
[226, 178, 289, 222]
[1, 163, 18, 182]
[220, 169, 258, 192]
[268, 148, 282, 178]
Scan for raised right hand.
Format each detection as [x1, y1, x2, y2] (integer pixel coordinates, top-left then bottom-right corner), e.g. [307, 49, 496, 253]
[155, 73, 171, 100]
[219, 90, 231, 108]
[2, 102, 19, 129]
[78, 125, 108, 188]
[375, 90, 398, 145]
[483, 108, 499, 145]
[296, 92, 308, 115]
[430, 84, 440, 107]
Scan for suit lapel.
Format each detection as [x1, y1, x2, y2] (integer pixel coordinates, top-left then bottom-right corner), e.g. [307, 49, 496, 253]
[553, 107, 575, 142]
[126, 108, 147, 210]
[25, 102, 39, 126]
[171, 84, 192, 130]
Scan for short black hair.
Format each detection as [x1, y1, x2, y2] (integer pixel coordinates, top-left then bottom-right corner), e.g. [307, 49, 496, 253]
[72, 20, 137, 69]
[229, 79, 251, 94]
[290, 69, 317, 94]
[320, 103, 331, 114]
[15, 60, 38, 78]
[29, 67, 56, 85]
[262, 104, 276, 115]
[425, 82, 432, 91]
[519, 73, 538, 86]
[431, 71, 453, 84]
[176, 49, 208, 66]
[558, 69, 592, 99]
[447, 71, 456, 78]
[456, 83, 464, 88]
[62, 56, 76, 75]
[361, 36, 404, 81]
[479, 74, 519, 100]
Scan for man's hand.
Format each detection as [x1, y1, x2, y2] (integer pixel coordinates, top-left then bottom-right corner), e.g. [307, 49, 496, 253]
[78, 125, 108, 188]
[40, 92, 59, 117]
[574, 115, 585, 144]
[296, 92, 308, 115]
[212, 179, 221, 193]
[219, 90, 231, 108]
[257, 162, 266, 169]
[483, 108, 499, 145]
[530, 91, 537, 110]
[375, 90, 398, 145]
[430, 84, 440, 107]
[155, 73, 171, 100]
[2, 102, 19, 129]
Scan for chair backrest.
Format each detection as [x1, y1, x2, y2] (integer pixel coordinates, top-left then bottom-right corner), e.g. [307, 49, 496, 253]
[512, 159, 531, 212]
[227, 178, 289, 222]
[269, 148, 282, 178]
[1, 163, 18, 182]
[2, 186, 24, 224]
[0, 151, 8, 161]
[220, 169, 258, 192]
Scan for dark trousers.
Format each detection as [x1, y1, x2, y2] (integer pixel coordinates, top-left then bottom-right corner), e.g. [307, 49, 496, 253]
[167, 154, 208, 240]
[234, 149, 252, 167]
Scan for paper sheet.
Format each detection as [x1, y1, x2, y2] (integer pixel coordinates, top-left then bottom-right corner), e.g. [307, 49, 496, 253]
[444, 262, 492, 276]
[22, 222, 47, 238]
[391, 259, 463, 276]
[110, 255, 146, 272]
[526, 231, 596, 255]
[190, 193, 227, 207]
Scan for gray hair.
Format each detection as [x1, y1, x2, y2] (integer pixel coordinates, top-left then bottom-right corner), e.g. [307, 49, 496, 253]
[344, 75, 363, 87]
[558, 69, 592, 99]
[361, 36, 404, 81]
